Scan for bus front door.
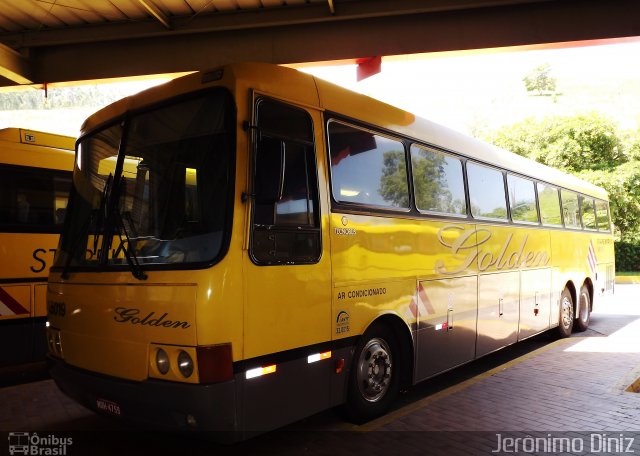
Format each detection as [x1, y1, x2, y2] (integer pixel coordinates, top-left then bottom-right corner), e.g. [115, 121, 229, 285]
[242, 98, 332, 433]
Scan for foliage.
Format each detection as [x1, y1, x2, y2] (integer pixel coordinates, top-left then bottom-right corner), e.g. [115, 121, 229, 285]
[0, 86, 129, 110]
[523, 63, 557, 95]
[484, 113, 640, 241]
[577, 164, 640, 240]
[379, 149, 466, 213]
[614, 241, 640, 272]
[379, 150, 410, 208]
[409, 149, 448, 211]
[489, 113, 627, 172]
[410, 149, 464, 213]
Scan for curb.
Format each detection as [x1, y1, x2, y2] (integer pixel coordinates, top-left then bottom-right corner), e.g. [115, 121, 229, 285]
[616, 276, 640, 284]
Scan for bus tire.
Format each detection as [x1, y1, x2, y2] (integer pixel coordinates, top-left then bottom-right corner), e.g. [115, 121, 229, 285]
[574, 284, 591, 332]
[345, 323, 400, 424]
[557, 288, 574, 338]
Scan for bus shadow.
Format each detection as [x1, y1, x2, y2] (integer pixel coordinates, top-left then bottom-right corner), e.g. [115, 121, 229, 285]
[15, 309, 640, 455]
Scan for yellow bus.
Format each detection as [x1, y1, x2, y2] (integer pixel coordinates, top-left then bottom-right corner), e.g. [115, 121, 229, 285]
[46, 63, 614, 439]
[0, 128, 74, 368]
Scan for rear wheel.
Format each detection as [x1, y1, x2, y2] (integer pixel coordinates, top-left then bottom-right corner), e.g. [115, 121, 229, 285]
[574, 284, 591, 332]
[557, 288, 574, 338]
[345, 324, 400, 423]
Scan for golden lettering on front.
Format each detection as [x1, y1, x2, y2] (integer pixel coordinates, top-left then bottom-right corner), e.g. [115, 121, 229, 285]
[435, 224, 550, 275]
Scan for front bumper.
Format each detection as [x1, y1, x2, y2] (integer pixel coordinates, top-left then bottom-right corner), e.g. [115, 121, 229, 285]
[49, 356, 239, 438]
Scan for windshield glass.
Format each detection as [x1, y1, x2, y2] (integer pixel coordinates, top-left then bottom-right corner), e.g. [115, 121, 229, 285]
[54, 90, 234, 271]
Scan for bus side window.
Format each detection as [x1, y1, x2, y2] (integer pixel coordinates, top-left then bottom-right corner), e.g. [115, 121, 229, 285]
[507, 173, 539, 224]
[595, 199, 611, 232]
[0, 165, 71, 232]
[467, 162, 508, 220]
[410, 145, 466, 216]
[561, 189, 581, 229]
[537, 182, 562, 226]
[250, 98, 320, 265]
[328, 121, 409, 210]
[580, 195, 597, 230]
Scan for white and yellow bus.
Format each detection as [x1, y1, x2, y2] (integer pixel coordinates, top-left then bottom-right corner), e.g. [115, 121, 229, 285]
[46, 63, 614, 438]
[0, 128, 74, 367]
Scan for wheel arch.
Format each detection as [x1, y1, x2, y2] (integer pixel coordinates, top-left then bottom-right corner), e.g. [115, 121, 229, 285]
[564, 280, 577, 311]
[582, 277, 594, 311]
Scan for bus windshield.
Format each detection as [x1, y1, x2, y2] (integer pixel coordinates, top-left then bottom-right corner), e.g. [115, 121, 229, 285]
[55, 90, 234, 273]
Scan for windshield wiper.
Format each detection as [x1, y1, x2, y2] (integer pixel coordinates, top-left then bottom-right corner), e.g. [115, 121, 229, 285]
[114, 209, 148, 281]
[109, 176, 148, 281]
[61, 174, 113, 279]
[94, 173, 113, 257]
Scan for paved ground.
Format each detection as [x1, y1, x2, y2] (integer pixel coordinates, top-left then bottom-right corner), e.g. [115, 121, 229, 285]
[1, 285, 639, 455]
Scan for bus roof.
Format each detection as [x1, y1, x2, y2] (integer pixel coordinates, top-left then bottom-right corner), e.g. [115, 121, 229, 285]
[312, 74, 608, 200]
[81, 62, 608, 201]
[0, 128, 75, 171]
[0, 128, 75, 151]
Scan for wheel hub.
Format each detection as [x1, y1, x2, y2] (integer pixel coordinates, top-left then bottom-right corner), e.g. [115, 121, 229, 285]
[561, 296, 573, 329]
[358, 338, 392, 402]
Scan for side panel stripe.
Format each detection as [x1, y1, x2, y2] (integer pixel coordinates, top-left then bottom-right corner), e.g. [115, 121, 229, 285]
[0, 286, 29, 315]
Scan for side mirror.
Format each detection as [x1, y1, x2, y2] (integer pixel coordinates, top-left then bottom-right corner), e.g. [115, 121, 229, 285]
[255, 137, 285, 204]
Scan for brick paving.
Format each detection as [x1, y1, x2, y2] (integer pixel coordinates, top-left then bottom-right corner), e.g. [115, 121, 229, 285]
[1, 284, 639, 455]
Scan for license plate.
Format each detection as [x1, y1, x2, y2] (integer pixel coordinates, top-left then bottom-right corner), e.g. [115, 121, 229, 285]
[96, 398, 122, 416]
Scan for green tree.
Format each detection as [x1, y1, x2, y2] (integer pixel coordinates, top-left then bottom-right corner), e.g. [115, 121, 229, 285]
[0, 85, 137, 111]
[489, 113, 627, 172]
[379, 149, 465, 213]
[379, 150, 411, 208]
[577, 164, 640, 240]
[410, 150, 449, 211]
[485, 113, 640, 240]
[523, 63, 557, 95]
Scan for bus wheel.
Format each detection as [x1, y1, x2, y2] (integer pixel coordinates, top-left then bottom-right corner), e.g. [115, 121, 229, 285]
[574, 285, 591, 332]
[557, 288, 574, 338]
[345, 324, 400, 423]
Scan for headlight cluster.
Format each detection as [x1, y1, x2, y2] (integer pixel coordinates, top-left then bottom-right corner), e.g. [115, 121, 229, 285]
[47, 328, 63, 358]
[149, 345, 197, 383]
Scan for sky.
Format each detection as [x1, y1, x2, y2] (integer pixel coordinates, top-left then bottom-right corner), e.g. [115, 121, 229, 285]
[2, 38, 640, 138]
[0, 78, 172, 137]
[299, 39, 640, 136]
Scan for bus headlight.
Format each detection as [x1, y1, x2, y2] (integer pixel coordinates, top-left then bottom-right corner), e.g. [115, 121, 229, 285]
[177, 350, 194, 378]
[156, 348, 170, 375]
[148, 344, 200, 383]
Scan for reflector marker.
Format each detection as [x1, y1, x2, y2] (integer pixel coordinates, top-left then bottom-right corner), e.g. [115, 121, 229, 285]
[246, 364, 277, 379]
[308, 351, 332, 364]
[587, 240, 598, 274]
